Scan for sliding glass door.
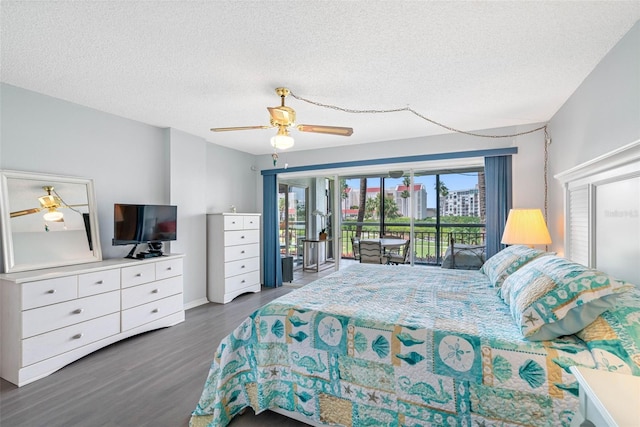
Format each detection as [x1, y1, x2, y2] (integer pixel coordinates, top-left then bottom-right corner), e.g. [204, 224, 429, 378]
[340, 168, 485, 265]
[278, 183, 307, 267]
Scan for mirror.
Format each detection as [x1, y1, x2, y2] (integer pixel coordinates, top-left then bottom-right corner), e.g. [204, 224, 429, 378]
[0, 170, 102, 273]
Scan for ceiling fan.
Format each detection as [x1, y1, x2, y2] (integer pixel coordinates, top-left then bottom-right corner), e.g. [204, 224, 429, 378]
[210, 87, 353, 150]
[10, 186, 85, 222]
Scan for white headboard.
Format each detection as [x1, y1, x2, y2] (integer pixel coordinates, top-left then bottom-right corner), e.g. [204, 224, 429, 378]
[555, 140, 640, 286]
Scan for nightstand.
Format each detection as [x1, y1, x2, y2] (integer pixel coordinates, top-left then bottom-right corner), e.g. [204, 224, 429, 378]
[570, 366, 640, 426]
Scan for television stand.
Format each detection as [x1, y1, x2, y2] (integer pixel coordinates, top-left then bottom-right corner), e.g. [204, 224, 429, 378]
[125, 243, 139, 259]
[136, 251, 163, 259]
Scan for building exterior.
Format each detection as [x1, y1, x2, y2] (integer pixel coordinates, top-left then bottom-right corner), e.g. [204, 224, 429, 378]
[441, 187, 480, 217]
[341, 184, 428, 219]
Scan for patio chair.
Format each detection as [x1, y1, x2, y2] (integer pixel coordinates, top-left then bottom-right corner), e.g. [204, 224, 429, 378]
[387, 239, 410, 265]
[351, 237, 360, 261]
[359, 240, 385, 264]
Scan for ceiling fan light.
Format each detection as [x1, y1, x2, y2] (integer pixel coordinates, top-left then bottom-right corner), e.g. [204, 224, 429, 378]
[270, 127, 294, 150]
[43, 209, 64, 222]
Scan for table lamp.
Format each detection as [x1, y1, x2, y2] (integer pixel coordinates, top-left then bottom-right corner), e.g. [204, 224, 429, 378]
[501, 208, 552, 247]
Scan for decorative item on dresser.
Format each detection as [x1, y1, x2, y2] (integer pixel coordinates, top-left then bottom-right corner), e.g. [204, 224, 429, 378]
[0, 254, 185, 387]
[207, 213, 261, 303]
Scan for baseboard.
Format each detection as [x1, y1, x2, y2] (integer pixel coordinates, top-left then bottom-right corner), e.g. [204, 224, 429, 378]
[184, 297, 209, 310]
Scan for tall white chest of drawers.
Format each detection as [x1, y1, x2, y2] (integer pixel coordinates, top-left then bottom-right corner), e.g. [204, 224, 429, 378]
[0, 254, 184, 386]
[207, 213, 261, 303]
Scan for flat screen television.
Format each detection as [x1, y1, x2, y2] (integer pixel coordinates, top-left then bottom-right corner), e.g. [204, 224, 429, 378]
[113, 204, 177, 257]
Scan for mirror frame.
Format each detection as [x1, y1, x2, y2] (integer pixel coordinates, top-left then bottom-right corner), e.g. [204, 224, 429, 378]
[0, 170, 102, 273]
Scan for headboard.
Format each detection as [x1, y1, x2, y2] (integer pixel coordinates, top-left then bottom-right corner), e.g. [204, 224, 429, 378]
[555, 140, 640, 286]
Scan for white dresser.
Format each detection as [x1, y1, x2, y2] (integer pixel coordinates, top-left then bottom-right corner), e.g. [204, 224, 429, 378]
[0, 254, 184, 387]
[207, 213, 261, 303]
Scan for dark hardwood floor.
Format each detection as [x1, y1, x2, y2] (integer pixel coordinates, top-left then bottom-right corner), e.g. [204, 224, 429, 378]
[0, 286, 312, 427]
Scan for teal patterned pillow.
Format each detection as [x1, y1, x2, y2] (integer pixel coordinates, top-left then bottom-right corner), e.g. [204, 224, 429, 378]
[479, 245, 546, 288]
[575, 286, 640, 375]
[503, 255, 633, 341]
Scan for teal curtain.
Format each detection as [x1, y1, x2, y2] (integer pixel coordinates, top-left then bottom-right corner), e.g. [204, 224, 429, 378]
[263, 174, 282, 287]
[485, 155, 512, 258]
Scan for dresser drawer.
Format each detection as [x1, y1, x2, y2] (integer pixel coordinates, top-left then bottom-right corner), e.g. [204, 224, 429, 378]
[224, 243, 259, 262]
[121, 263, 156, 288]
[155, 257, 183, 280]
[223, 215, 244, 230]
[242, 215, 260, 229]
[22, 276, 78, 310]
[121, 293, 183, 331]
[22, 313, 120, 366]
[225, 270, 260, 293]
[121, 276, 182, 310]
[225, 256, 260, 278]
[78, 269, 120, 297]
[224, 229, 260, 246]
[22, 291, 120, 339]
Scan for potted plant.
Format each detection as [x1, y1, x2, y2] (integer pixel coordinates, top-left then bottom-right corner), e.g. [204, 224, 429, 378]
[319, 228, 327, 240]
[313, 209, 329, 240]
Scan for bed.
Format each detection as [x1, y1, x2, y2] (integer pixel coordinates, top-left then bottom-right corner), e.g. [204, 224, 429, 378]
[189, 245, 640, 427]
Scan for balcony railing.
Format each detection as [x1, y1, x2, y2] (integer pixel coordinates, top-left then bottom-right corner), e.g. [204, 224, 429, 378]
[340, 221, 485, 265]
[280, 220, 486, 266]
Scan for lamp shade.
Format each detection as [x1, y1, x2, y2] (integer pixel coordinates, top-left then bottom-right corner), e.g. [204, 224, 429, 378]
[501, 209, 551, 246]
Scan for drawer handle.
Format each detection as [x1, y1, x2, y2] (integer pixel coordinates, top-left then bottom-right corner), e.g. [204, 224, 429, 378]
[166, 267, 172, 271]
[241, 235, 245, 239]
[96, 280, 103, 285]
[152, 289, 159, 294]
[152, 308, 159, 313]
[72, 333, 83, 340]
[47, 289, 56, 294]
[241, 250, 245, 254]
[241, 279, 246, 283]
[73, 308, 84, 314]
[136, 273, 142, 277]
[241, 265, 245, 269]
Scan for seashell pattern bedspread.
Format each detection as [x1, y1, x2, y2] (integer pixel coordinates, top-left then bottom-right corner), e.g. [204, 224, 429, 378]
[190, 264, 600, 427]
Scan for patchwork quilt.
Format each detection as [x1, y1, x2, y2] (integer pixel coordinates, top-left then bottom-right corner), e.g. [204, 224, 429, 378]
[190, 264, 601, 427]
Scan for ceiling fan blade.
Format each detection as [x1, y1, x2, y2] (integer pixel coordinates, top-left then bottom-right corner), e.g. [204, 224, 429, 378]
[10, 208, 42, 218]
[297, 124, 354, 136]
[210, 125, 272, 132]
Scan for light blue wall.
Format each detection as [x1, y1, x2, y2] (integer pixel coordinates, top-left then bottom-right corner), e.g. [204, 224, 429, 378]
[255, 124, 548, 230]
[547, 21, 640, 254]
[1, 20, 636, 301]
[0, 84, 259, 306]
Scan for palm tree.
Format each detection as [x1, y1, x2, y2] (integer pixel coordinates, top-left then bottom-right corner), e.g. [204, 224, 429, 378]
[400, 176, 411, 217]
[437, 180, 449, 216]
[478, 171, 486, 222]
[356, 178, 367, 237]
[340, 179, 349, 219]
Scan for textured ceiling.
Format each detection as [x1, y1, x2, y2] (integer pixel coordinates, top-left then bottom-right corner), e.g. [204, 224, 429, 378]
[1, 1, 639, 155]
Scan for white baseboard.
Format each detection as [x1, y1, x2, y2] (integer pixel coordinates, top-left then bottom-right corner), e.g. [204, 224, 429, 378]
[184, 297, 209, 310]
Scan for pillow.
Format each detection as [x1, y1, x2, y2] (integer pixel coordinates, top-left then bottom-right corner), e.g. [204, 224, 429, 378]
[479, 245, 546, 288]
[502, 255, 633, 341]
[575, 286, 640, 375]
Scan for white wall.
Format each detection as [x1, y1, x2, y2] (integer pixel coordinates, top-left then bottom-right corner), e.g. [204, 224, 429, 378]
[547, 21, 640, 254]
[206, 143, 260, 214]
[1, 19, 636, 298]
[0, 84, 259, 307]
[167, 128, 208, 307]
[255, 124, 548, 227]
